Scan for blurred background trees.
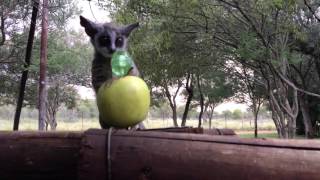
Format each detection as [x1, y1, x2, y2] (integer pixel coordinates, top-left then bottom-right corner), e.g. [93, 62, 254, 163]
[1, 0, 320, 138]
[97, 0, 320, 138]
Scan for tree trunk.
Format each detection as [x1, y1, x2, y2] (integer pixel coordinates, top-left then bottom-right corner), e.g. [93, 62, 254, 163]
[0, 16, 5, 46]
[314, 56, 320, 81]
[50, 116, 57, 130]
[172, 106, 178, 127]
[268, 85, 299, 139]
[13, 0, 39, 130]
[253, 100, 262, 138]
[299, 94, 315, 138]
[269, 94, 286, 138]
[197, 74, 204, 128]
[288, 116, 295, 139]
[181, 94, 192, 127]
[39, 0, 49, 131]
[203, 103, 209, 122]
[168, 95, 178, 127]
[253, 110, 258, 138]
[46, 99, 58, 131]
[47, 110, 57, 130]
[163, 80, 182, 127]
[181, 73, 193, 127]
[208, 106, 214, 129]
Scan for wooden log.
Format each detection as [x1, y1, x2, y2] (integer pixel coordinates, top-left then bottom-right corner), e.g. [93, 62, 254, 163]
[78, 129, 320, 180]
[140, 127, 236, 136]
[139, 127, 203, 134]
[1, 130, 320, 180]
[0, 131, 82, 180]
[203, 128, 237, 136]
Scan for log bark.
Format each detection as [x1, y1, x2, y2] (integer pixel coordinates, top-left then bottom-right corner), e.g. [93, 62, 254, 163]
[0, 131, 82, 180]
[1, 130, 320, 180]
[78, 129, 320, 180]
[139, 127, 203, 134]
[203, 128, 236, 136]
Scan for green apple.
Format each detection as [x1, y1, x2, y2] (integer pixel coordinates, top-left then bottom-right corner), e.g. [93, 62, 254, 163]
[97, 76, 150, 128]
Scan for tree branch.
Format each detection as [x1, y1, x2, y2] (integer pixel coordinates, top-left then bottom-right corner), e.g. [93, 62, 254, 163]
[304, 0, 320, 22]
[0, 16, 5, 46]
[276, 70, 320, 98]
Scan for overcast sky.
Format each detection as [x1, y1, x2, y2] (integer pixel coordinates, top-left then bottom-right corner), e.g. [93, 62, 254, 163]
[69, 0, 111, 31]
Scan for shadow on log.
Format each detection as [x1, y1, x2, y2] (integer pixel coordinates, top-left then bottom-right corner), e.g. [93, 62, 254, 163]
[138, 127, 204, 134]
[139, 127, 236, 136]
[203, 128, 237, 136]
[0, 129, 320, 180]
[80, 129, 319, 180]
[0, 131, 82, 180]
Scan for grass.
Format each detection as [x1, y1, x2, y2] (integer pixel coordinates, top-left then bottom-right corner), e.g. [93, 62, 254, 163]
[0, 117, 276, 131]
[144, 118, 276, 130]
[2, 118, 317, 139]
[0, 117, 279, 139]
[0, 118, 100, 131]
[237, 132, 279, 138]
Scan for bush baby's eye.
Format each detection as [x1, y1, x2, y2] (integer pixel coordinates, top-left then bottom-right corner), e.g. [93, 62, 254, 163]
[115, 37, 124, 47]
[99, 36, 111, 47]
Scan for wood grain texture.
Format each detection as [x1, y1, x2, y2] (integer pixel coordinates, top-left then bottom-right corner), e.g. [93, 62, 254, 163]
[0, 131, 82, 180]
[138, 127, 204, 134]
[79, 129, 320, 180]
[139, 127, 236, 136]
[1, 130, 320, 180]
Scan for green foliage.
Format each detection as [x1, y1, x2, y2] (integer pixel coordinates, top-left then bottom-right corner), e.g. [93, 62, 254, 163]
[102, 0, 240, 125]
[0, 0, 85, 105]
[31, 30, 92, 85]
[232, 109, 243, 119]
[203, 70, 235, 100]
[20, 30, 92, 109]
[76, 100, 98, 118]
[236, 32, 265, 61]
[2, 0, 320, 133]
[0, 0, 90, 129]
[48, 84, 79, 110]
[222, 110, 232, 119]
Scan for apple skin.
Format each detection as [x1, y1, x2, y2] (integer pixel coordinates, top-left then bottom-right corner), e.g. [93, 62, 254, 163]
[97, 76, 150, 128]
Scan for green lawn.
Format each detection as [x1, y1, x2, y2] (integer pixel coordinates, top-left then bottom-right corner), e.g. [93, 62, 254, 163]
[0, 117, 282, 139]
[237, 132, 320, 139]
[238, 132, 279, 138]
[143, 118, 276, 131]
[0, 118, 100, 131]
[0, 118, 276, 131]
[2, 118, 317, 139]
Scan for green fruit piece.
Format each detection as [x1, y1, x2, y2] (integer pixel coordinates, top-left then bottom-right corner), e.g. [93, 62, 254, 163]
[97, 76, 150, 128]
[111, 51, 133, 78]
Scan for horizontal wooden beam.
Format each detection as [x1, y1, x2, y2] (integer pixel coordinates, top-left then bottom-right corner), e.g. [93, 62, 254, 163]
[139, 127, 236, 136]
[79, 129, 320, 180]
[0, 131, 82, 180]
[0, 130, 320, 180]
[138, 127, 204, 134]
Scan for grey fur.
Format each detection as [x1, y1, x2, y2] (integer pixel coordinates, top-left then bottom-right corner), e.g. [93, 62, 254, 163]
[80, 16, 141, 129]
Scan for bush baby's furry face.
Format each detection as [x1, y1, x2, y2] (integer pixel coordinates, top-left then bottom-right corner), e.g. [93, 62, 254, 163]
[80, 16, 139, 58]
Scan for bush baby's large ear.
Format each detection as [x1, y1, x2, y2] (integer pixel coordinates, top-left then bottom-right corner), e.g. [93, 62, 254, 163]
[80, 16, 98, 37]
[121, 22, 139, 37]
